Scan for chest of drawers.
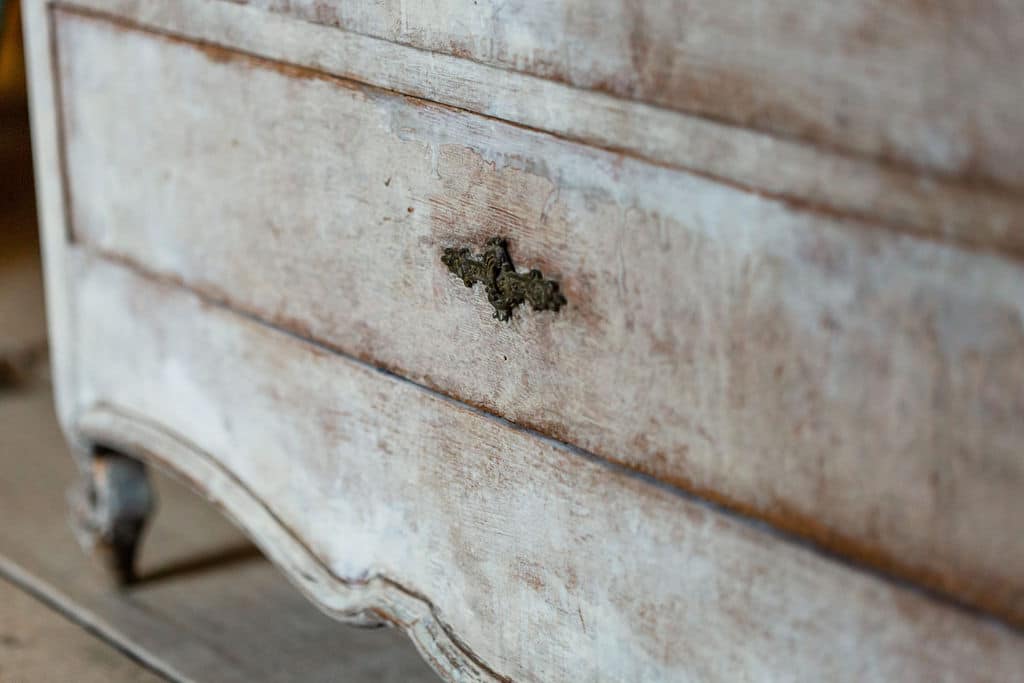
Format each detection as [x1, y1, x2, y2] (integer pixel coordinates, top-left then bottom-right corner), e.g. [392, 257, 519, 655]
[24, 1, 1024, 680]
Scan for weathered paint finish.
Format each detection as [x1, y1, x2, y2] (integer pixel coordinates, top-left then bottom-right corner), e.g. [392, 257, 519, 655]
[0, 387, 441, 683]
[57, 10, 1024, 626]
[25, 0, 1024, 678]
[72, 253, 1024, 682]
[231, 0, 1024, 192]
[51, 0, 1024, 257]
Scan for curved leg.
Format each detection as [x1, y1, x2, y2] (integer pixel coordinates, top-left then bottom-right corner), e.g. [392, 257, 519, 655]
[68, 446, 155, 584]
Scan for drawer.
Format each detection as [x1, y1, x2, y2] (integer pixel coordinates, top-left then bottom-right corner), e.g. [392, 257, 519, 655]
[242, 0, 1024, 191]
[71, 253, 1024, 682]
[56, 8, 1024, 625]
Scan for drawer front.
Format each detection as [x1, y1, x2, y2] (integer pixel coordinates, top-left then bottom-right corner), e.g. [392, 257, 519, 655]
[72, 254, 1024, 682]
[241, 0, 1024, 191]
[57, 9, 1024, 624]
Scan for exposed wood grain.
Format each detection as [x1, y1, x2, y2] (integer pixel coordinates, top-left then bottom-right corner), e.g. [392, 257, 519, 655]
[57, 9, 1024, 626]
[65, 252, 1024, 682]
[54, 0, 1024, 257]
[0, 576, 165, 683]
[230, 0, 1024, 193]
[0, 386, 441, 683]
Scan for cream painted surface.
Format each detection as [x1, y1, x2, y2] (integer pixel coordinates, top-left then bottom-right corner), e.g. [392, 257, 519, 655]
[72, 253, 1024, 683]
[58, 10, 1024, 624]
[21, 0, 79, 432]
[24, 2, 1024, 679]
[235, 0, 1024, 191]
[56, 0, 1024, 255]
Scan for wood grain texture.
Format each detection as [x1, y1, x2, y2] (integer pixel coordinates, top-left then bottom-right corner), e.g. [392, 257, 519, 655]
[53, 0, 1024, 257]
[0, 576, 164, 683]
[57, 9, 1024, 625]
[0, 386, 440, 683]
[65, 252, 1024, 683]
[229, 0, 1024, 193]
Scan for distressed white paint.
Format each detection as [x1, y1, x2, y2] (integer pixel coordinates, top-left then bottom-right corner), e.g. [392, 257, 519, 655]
[55, 0, 1024, 255]
[72, 253, 1024, 682]
[237, 0, 1024, 191]
[21, 0, 80, 430]
[241, 0, 1024, 192]
[24, 1, 1024, 679]
[56, 9, 1024, 626]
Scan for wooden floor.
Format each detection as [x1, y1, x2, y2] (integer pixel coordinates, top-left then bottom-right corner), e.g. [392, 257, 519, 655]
[0, 575, 164, 683]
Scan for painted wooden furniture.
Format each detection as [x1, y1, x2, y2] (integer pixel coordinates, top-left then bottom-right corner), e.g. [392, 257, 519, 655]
[24, 1, 1024, 680]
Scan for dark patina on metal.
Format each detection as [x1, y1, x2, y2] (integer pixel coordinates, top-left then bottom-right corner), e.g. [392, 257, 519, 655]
[442, 237, 567, 322]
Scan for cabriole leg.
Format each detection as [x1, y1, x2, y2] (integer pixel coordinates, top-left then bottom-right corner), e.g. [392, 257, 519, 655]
[69, 447, 155, 584]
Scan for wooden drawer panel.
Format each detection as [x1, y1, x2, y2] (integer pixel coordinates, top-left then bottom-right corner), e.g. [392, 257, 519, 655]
[237, 0, 1024, 190]
[58, 0, 1024, 258]
[72, 253, 1024, 682]
[57, 10, 1024, 624]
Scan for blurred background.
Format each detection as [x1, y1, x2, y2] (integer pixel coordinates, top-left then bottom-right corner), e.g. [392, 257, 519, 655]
[0, 0, 48, 390]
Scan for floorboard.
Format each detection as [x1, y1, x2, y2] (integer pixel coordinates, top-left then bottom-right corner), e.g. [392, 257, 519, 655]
[0, 575, 166, 682]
